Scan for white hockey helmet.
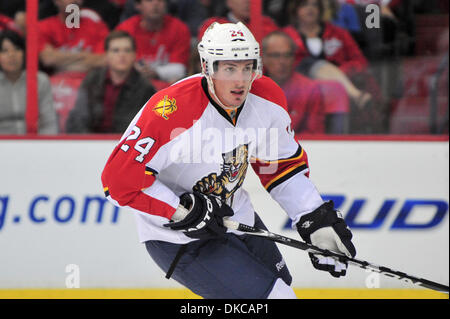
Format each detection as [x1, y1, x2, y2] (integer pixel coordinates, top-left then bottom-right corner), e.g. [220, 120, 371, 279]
[198, 21, 262, 79]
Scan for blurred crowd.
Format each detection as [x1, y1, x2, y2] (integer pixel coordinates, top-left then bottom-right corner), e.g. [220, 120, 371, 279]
[0, 0, 448, 135]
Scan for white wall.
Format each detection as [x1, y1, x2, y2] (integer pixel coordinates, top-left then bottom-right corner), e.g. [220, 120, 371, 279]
[0, 139, 448, 289]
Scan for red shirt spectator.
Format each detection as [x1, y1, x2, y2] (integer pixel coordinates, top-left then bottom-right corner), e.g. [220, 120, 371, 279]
[281, 72, 325, 133]
[0, 14, 21, 34]
[116, 15, 191, 69]
[198, 16, 279, 41]
[38, 3, 109, 75]
[281, 72, 349, 134]
[198, 0, 279, 41]
[262, 30, 350, 134]
[38, 15, 108, 54]
[283, 22, 368, 75]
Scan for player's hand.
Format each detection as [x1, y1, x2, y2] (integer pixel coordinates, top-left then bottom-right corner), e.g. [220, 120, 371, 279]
[296, 201, 356, 278]
[164, 192, 233, 240]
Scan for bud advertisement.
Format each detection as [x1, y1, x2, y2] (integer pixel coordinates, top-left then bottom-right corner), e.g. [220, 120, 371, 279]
[0, 139, 448, 290]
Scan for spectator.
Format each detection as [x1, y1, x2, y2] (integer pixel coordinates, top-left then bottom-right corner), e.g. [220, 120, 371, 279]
[119, 0, 179, 23]
[198, 0, 279, 40]
[0, 30, 58, 134]
[0, 0, 25, 35]
[38, 0, 59, 20]
[262, 31, 350, 134]
[194, 0, 280, 76]
[66, 30, 155, 133]
[38, 0, 109, 74]
[118, 0, 140, 22]
[0, 1, 25, 19]
[82, 0, 123, 29]
[0, 13, 22, 35]
[116, 0, 191, 89]
[283, 0, 373, 111]
[12, 11, 26, 35]
[322, 0, 361, 33]
[337, 0, 408, 59]
[341, 0, 400, 20]
[263, 0, 291, 27]
[176, 0, 227, 37]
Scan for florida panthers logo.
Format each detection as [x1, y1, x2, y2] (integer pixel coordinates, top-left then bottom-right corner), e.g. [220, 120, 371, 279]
[193, 144, 249, 201]
[152, 95, 177, 120]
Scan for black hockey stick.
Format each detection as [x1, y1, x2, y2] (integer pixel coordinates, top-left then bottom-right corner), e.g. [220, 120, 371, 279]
[223, 219, 449, 294]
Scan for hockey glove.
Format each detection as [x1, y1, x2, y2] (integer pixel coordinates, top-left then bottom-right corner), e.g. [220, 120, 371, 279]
[164, 192, 234, 240]
[296, 201, 356, 278]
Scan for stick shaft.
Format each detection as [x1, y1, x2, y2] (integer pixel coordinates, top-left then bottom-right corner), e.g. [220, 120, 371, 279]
[224, 219, 449, 293]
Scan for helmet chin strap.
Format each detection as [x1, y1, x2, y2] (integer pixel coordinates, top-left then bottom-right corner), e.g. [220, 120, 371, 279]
[205, 72, 260, 111]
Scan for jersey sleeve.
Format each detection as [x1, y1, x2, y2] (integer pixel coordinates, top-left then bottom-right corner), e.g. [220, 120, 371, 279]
[101, 104, 179, 220]
[250, 108, 310, 193]
[101, 78, 205, 220]
[250, 78, 324, 224]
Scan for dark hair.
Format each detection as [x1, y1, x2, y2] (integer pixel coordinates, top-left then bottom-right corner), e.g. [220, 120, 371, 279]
[290, 0, 325, 25]
[0, 29, 25, 52]
[0, 30, 26, 70]
[104, 30, 136, 52]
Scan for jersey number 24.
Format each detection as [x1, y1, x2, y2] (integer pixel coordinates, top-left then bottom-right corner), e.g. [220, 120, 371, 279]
[120, 126, 155, 163]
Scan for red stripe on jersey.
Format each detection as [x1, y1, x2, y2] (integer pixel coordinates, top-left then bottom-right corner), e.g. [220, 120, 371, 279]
[101, 76, 209, 219]
[251, 145, 310, 193]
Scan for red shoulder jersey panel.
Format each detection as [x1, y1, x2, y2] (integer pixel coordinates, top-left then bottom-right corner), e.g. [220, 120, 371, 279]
[250, 77, 310, 190]
[101, 76, 209, 219]
[250, 75, 288, 113]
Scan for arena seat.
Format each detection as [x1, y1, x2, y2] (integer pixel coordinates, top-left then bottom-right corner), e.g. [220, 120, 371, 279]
[390, 56, 448, 134]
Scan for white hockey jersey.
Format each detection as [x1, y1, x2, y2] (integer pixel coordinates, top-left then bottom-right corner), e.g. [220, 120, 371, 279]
[101, 74, 324, 244]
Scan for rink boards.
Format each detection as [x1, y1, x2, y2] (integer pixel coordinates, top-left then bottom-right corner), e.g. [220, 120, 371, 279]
[0, 137, 448, 299]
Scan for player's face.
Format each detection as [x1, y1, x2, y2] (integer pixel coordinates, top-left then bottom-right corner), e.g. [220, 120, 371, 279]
[106, 38, 136, 73]
[211, 60, 255, 108]
[0, 39, 24, 75]
[137, 0, 166, 21]
[262, 35, 295, 85]
[296, 0, 321, 25]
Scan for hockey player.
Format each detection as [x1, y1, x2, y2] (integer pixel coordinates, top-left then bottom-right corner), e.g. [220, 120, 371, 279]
[101, 22, 356, 299]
